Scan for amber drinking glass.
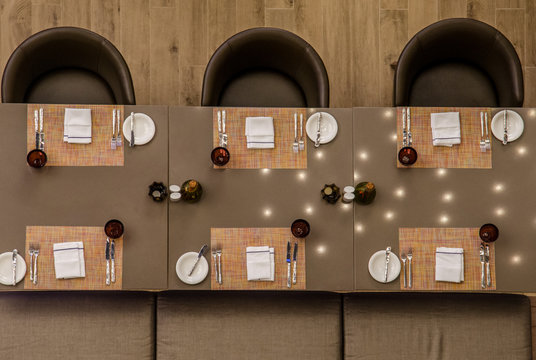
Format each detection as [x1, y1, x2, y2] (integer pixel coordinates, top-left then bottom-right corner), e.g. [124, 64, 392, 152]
[105, 219, 124, 239]
[398, 146, 418, 166]
[211, 147, 230, 166]
[291, 219, 310, 238]
[27, 149, 47, 168]
[479, 223, 499, 243]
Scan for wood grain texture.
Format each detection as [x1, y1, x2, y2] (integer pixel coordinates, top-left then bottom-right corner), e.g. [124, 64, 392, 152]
[496, 9, 525, 65]
[524, 67, 536, 106]
[1, 0, 536, 107]
[408, 0, 438, 37]
[150, 6, 179, 104]
[380, 0, 408, 9]
[323, 0, 352, 107]
[352, 0, 381, 106]
[380, 9, 408, 105]
[467, 0, 496, 24]
[439, 0, 467, 18]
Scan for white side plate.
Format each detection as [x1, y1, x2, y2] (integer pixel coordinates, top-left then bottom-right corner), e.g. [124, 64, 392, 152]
[368, 250, 400, 283]
[305, 112, 338, 144]
[0, 252, 26, 286]
[123, 113, 156, 146]
[491, 110, 524, 143]
[176, 252, 209, 285]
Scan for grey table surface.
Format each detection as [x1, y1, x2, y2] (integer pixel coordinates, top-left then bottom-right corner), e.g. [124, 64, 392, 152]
[354, 107, 536, 292]
[1, 104, 534, 292]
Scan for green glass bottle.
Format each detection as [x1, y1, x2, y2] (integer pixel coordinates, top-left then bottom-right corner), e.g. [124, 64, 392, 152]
[181, 179, 203, 203]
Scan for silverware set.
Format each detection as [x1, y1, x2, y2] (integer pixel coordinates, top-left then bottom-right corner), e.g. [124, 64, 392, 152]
[111, 109, 122, 150]
[503, 109, 509, 145]
[212, 248, 222, 284]
[105, 237, 116, 286]
[480, 242, 491, 288]
[402, 107, 413, 147]
[293, 113, 305, 153]
[217, 110, 228, 147]
[479, 112, 491, 152]
[314, 112, 322, 148]
[34, 108, 45, 151]
[401, 248, 413, 288]
[286, 241, 299, 288]
[28, 244, 39, 285]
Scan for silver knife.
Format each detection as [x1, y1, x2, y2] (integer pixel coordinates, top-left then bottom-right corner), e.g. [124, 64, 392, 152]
[116, 109, 122, 147]
[130, 112, 135, 147]
[407, 107, 412, 146]
[286, 241, 291, 288]
[105, 238, 110, 285]
[111, 109, 116, 150]
[480, 243, 485, 289]
[485, 244, 491, 287]
[485, 112, 491, 150]
[11, 249, 17, 286]
[34, 110, 40, 149]
[39, 108, 44, 151]
[221, 110, 227, 147]
[384, 246, 391, 283]
[111, 239, 116, 283]
[314, 112, 322, 148]
[217, 110, 222, 146]
[292, 242, 298, 285]
[188, 244, 208, 276]
[503, 110, 508, 145]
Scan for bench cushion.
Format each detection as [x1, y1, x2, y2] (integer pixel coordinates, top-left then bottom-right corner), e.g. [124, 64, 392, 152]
[0, 291, 155, 359]
[157, 291, 342, 360]
[343, 293, 532, 359]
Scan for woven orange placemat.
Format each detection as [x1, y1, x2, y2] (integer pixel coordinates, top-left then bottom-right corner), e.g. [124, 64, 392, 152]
[24, 226, 122, 290]
[399, 227, 496, 291]
[212, 108, 307, 169]
[396, 107, 492, 168]
[26, 104, 124, 166]
[210, 227, 306, 290]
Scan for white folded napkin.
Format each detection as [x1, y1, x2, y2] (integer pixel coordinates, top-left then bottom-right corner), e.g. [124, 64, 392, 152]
[53, 241, 86, 279]
[64, 108, 92, 144]
[435, 247, 464, 283]
[245, 117, 274, 149]
[246, 246, 274, 281]
[431, 112, 461, 147]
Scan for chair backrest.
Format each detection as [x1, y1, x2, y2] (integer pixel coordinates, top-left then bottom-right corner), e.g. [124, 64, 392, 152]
[2, 27, 135, 105]
[202, 27, 329, 108]
[394, 18, 523, 107]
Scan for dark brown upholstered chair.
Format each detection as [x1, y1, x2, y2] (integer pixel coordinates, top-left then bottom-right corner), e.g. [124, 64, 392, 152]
[394, 18, 523, 107]
[2, 27, 135, 105]
[202, 27, 329, 108]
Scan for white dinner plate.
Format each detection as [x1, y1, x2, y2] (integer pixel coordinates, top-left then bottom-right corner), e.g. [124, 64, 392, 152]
[306, 112, 338, 144]
[123, 113, 156, 146]
[0, 252, 26, 286]
[368, 250, 400, 283]
[491, 110, 524, 143]
[176, 252, 209, 285]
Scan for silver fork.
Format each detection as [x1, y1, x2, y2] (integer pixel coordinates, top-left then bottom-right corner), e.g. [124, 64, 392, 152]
[216, 250, 222, 284]
[116, 109, 122, 147]
[293, 113, 299, 153]
[407, 248, 413, 289]
[479, 112, 485, 152]
[212, 250, 219, 283]
[484, 112, 491, 150]
[111, 109, 117, 150]
[401, 252, 407, 288]
[33, 245, 40, 285]
[28, 248, 35, 282]
[299, 113, 305, 151]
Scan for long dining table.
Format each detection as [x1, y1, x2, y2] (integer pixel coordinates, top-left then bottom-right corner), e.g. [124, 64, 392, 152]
[1, 104, 534, 292]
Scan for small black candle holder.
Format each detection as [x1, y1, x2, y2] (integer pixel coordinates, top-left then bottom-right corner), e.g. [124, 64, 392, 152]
[148, 182, 168, 202]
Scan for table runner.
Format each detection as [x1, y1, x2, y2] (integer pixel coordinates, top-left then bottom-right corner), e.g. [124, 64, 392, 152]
[399, 227, 496, 290]
[210, 227, 306, 290]
[24, 226, 123, 290]
[396, 107, 492, 168]
[27, 104, 124, 166]
[212, 108, 307, 169]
